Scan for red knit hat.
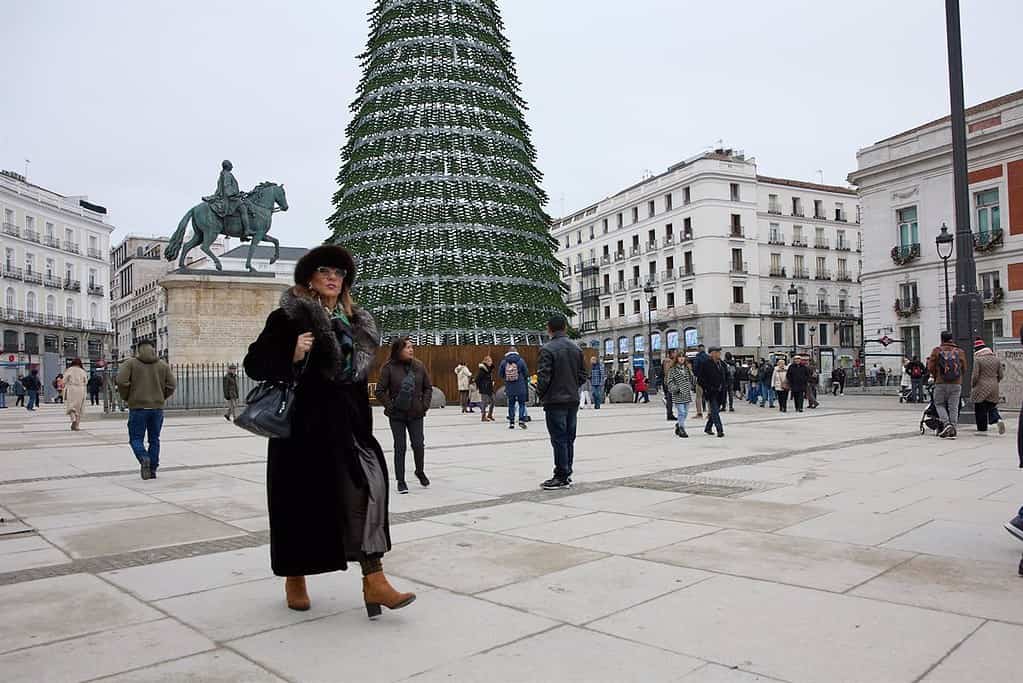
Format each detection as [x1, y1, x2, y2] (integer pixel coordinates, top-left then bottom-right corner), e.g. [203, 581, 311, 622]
[974, 338, 986, 350]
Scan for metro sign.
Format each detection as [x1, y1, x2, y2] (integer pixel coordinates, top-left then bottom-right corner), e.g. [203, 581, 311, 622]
[879, 335, 894, 347]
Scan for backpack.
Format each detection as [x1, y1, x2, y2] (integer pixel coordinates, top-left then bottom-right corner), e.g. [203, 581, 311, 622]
[393, 365, 417, 412]
[910, 364, 924, 379]
[937, 349, 962, 382]
[504, 360, 519, 383]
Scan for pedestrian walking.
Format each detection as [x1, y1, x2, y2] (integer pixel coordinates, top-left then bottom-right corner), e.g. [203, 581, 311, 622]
[116, 341, 176, 480]
[724, 353, 737, 412]
[589, 357, 606, 410]
[759, 359, 776, 408]
[23, 370, 41, 411]
[667, 354, 696, 438]
[772, 359, 789, 412]
[971, 339, 1005, 434]
[454, 361, 472, 413]
[696, 347, 727, 437]
[499, 347, 530, 429]
[807, 361, 820, 409]
[830, 367, 845, 396]
[0, 378, 7, 408]
[633, 368, 650, 403]
[53, 374, 65, 403]
[786, 356, 811, 412]
[661, 351, 677, 420]
[244, 244, 415, 616]
[63, 359, 88, 431]
[13, 375, 25, 406]
[87, 371, 102, 406]
[693, 345, 709, 416]
[906, 356, 926, 402]
[475, 356, 496, 422]
[927, 330, 967, 439]
[579, 372, 593, 409]
[536, 314, 587, 490]
[376, 337, 433, 494]
[223, 364, 240, 421]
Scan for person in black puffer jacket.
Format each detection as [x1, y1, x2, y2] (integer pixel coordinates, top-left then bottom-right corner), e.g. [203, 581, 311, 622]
[536, 314, 588, 490]
[475, 356, 495, 422]
[785, 356, 811, 413]
[696, 347, 728, 437]
[375, 337, 433, 494]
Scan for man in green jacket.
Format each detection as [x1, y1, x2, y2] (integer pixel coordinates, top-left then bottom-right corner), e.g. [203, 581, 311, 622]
[116, 342, 176, 480]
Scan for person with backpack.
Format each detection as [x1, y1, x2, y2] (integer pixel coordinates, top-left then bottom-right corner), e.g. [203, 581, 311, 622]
[87, 372, 102, 406]
[905, 356, 926, 402]
[376, 337, 433, 494]
[499, 347, 529, 429]
[927, 330, 967, 439]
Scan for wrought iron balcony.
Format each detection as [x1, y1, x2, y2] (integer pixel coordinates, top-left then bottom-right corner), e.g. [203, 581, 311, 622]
[679, 266, 695, 278]
[973, 228, 1004, 252]
[23, 270, 42, 285]
[835, 271, 853, 282]
[43, 236, 60, 249]
[43, 276, 63, 289]
[64, 278, 81, 292]
[2, 266, 23, 281]
[87, 247, 104, 260]
[894, 297, 920, 317]
[729, 226, 745, 238]
[629, 245, 643, 257]
[792, 268, 810, 279]
[814, 238, 830, 249]
[835, 240, 851, 251]
[662, 235, 675, 247]
[983, 287, 1004, 308]
[891, 243, 921, 265]
[768, 236, 785, 245]
[815, 269, 832, 280]
[769, 266, 787, 277]
[24, 229, 40, 243]
[88, 284, 105, 297]
[63, 241, 80, 255]
[792, 238, 808, 247]
[2, 222, 19, 237]
[730, 261, 749, 274]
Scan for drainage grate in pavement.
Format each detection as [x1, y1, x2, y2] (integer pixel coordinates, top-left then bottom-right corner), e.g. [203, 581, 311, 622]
[624, 479, 752, 497]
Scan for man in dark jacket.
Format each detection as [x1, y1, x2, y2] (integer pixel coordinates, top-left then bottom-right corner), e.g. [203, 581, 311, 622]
[223, 364, 240, 421]
[536, 314, 588, 490]
[696, 346, 727, 437]
[22, 369, 42, 411]
[116, 342, 177, 479]
[830, 367, 846, 396]
[905, 356, 926, 402]
[759, 359, 775, 408]
[785, 356, 811, 412]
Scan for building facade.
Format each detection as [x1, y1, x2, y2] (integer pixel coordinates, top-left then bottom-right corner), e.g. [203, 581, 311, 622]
[110, 235, 171, 360]
[0, 170, 113, 373]
[849, 89, 1023, 364]
[552, 150, 862, 376]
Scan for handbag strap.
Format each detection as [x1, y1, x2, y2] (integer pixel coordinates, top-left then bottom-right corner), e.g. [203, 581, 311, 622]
[292, 352, 312, 387]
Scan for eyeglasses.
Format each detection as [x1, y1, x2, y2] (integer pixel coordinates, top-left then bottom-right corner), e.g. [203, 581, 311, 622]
[315, 266, 347, 279]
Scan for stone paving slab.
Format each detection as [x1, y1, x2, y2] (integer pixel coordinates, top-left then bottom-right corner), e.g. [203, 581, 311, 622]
[642, 494, 828, 532]
[881, 518, 1022, 564]
[920, 621, 1022, 682]
[561, 517, 720, 555]
[93, 650, 286, 682]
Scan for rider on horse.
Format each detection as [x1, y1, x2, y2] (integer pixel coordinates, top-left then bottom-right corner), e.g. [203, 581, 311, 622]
[203, 160, 251, 236]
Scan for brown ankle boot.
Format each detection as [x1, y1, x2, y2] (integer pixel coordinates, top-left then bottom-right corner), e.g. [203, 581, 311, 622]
[285, 576, 310, 611]
[362, 570, 415, 618]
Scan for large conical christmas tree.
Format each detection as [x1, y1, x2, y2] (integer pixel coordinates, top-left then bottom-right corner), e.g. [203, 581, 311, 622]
[328, 0, 567, 345]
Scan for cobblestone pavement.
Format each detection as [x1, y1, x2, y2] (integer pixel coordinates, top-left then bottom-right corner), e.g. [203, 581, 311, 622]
[1, 395, 1020, 682]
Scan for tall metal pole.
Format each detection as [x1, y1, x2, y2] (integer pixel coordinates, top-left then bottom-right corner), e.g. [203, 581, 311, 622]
[942, 258, 951, 330]
[945, 0, 982, 418]
[790, 304, 797, 357]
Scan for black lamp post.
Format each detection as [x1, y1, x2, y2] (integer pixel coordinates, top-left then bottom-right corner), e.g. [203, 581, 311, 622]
[787, 284, 798, 357]
[643, 283, 655, 375]
[935, 223, 954, 332]
[809, 325, 817, 365]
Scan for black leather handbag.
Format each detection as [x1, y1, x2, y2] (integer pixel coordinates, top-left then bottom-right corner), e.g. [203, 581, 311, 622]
[234, 356, 309, 440]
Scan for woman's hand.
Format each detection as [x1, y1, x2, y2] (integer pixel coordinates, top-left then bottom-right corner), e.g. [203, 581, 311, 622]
[293, 332, 314, 363]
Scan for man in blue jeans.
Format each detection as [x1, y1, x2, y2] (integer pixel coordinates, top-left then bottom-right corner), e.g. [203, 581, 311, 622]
[116, 342, 176, 480]
[589, 356, 605, 410]
[536, 314, 587, 490]
[23, 369, 42, 411]
[499, 347, 529, 430]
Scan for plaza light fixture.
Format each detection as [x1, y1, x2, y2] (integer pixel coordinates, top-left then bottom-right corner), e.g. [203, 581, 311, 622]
[643, 283, 655, 375]
[787, 284, 798, 357]
[936, 223, 954, 330]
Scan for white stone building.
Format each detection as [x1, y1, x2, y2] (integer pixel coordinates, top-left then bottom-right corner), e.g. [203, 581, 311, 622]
[110, 235, 172, 360]
[552, 149, 862, 376]
[849, 89, 1023, 363]
[0, 170, 113, 373]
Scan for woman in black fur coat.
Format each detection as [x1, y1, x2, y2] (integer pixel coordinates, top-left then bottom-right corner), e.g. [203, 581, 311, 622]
[244, 244, 415, 618]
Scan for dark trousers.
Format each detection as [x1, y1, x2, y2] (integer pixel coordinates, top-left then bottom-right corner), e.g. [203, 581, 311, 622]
[26, 390, 38, 410]
[777, 389, 789, 411]
[663, 388, 674, 418]
[459, 390, 470, 411]
[974, 401, 1003, 431]
[128, 408, 164, 470]
[545, 404, 578, 480]
[389, 416, 425, 483]
[792, 390, 805, 412]
[910, 378, 923, 402]
[725, 388, 734, 411]
[89, 391, 100, 406]
[704, 393, 724, 435]
[15, 394, 24, 406]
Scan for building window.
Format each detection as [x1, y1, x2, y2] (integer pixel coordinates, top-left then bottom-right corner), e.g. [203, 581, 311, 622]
[819, 323, 829, 346]
[897, 206, 919, 247]
[602, 218, 608, 233]
[26, 291, 36, 314]
[649, 296, 657, 310]
[648, 228, 656, 245]
[773, 322, 784, 345]
[665, 193, 673, 211]
[65, 298, 74, 320]
[685, 288, 694, 305]
[975, 188, 1000, 235]
[734, 324, 745, 347]
[576, 230, 582, 245]
[840, 324, 855, 348]
[982, 319, 1004, 346]
[648, 261, 656, 277]
[618, 302, 626, 317]
[632, 235, 640, 249]
[683, 217, 693, 239]
[667, 292, 675, 308]
[666, 255, 674, 271]
[769, 223, 781, 243]
[604, 305, 611, 320]
[648, 200, 655, 217]
[589, 225, 595, 240]
[792, 197, 803, 216]
[4, 248, 13, 270]
[683, 251, 693, 274]
[899, 282, 918, 307]
[5, 288, 14, 310]
[617, 213, 623, 228]
[24, 252, 35, 274]
[632, 299, 641, 314]
[814, 199, 825, 219]
[797, 322, 806, 346]
[683, 186, 691, 205]
[768, 194, 780, 214]
[564, 237, 569, 249]
[901, 326, 921, 359]
[771, 290, 782, 310]
[835, 202, 845, 221]
[90, 302, 98, 322]
[793, 225, 804, 244]
[731, 248, 744, 271]
[46, 295, 55, 316]
[730, 183, 740, 201]
[980, 271, 1001, 300]
[632, 265, 640, 280]
[632, 206, 639, 223]
[665, 223, 673, 238]
[732, 286, 744, 304]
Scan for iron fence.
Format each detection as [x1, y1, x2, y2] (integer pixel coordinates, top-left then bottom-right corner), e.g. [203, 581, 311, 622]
[101, 361, 257, 412]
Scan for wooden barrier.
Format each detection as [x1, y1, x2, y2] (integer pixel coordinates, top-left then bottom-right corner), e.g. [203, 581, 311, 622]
[368, 344, 598, 404]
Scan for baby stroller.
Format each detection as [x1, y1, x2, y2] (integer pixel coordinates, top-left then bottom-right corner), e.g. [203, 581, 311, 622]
[919, 384, 942, 434]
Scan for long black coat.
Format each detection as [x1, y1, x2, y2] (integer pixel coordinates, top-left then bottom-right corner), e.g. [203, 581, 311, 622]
[244, 287, 390, 577]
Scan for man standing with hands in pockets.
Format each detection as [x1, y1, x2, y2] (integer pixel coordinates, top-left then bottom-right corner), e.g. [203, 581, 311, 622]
[536, 314, 587, 490]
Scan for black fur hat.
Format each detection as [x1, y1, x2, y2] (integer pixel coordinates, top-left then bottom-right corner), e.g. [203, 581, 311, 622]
[294, 244, 356, 290]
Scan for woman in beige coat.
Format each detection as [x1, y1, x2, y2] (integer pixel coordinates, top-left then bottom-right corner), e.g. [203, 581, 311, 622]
[62, 358, 89, 431]
[772, 359, 790, 413]
[971, 340, 1005, 433]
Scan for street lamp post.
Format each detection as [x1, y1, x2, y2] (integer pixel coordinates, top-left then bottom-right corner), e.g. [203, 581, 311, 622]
[809, 325, 817, 365]
[787, 284, 798, 358]
[936, 223, 954, 332]
[643, 283, 655, 377]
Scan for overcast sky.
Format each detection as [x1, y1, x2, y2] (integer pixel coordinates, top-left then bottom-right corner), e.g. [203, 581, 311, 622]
[3, 0, 1020, 246]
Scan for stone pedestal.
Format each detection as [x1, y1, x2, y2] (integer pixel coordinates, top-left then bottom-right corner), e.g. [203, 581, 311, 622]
[160, 270, 288, 364]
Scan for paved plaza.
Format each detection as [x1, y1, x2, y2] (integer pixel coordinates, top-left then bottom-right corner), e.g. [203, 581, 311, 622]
[1, 395, 1022, 682]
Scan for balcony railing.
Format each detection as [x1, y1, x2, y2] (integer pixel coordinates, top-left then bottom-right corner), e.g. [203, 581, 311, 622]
[629, 245, 642, 257]
[817, 304, 832, 316]
[43, 276, 63, 289]
[814, 238, 830, 249]
[64, 279, 81, 292]
[614, 251, 626, 262]
[792, 238, 808, 247]
[792, 267, 810, 279]
[661, 269, 675, 281]
[835, 241, 851, 251]
[43, 236, 60, 249]
[626, 278, 642, 289]
[2, 222, 19, 237]
[681, 231, 694, 242]
[974, 228, 1004, 252]
[792, 208, 805, 217]
[23, 270, 43, 285]
[894, 297, 921, 317]
[769, 266, 787, 277]
[600, 255, 612, 265]
[813, 213, 827, 220]
[768, 236, 785, 245]
[815, 269, 832, 280]
[891, 243, 921, 265]
[88, 284, 105, 297]
[662, 235, 675, 247]
[614, 281, 628, 293]
[835, 271, 853, 282]
[87, 247, 104, 260]
[983, 287, 1004, 308]
[771, 307, 789, 317]
[646, 241, 658, 252]
[24, 229, 40, 243]
[63, 241, 80, 254]
[730, 261, 749, 274]
[768, 207, 782, 215]
[580, 320, 598, 333]
[835, 213, 848, 222]
[729, 226, 745, 238]
[2, 266, 23, 281]
[679, 266, 695, 278]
